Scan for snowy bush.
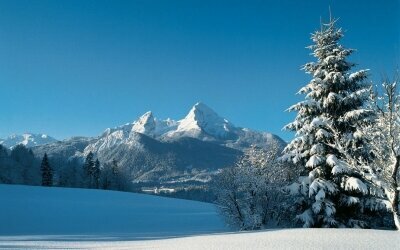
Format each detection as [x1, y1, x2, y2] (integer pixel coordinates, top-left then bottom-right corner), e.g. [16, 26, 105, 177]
[214, 144, 300, 230]
[365, 77, 400, 229]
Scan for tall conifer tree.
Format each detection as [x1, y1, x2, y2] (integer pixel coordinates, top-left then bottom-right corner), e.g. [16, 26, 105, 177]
[83, 151, 94, 187]
[93, 159, 101, 189]
[41, 153, 53, 186]
[283, 18, 383, 227]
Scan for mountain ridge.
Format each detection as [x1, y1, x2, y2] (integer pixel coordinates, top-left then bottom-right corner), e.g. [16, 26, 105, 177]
[8, 103, 285, 192]
[0, 133, 58, 149]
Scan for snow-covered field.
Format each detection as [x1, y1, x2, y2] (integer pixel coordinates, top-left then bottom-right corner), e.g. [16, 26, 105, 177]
[0, 184, 398, 249]
[0, 184, 227, 236]
[2, 229, 398, 250]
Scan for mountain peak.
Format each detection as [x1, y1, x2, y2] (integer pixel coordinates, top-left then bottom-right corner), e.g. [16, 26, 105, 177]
[192, 101, 212, 111]
[172, 102, 236, 140]
[186, 102, 222, 122]
[141, 111, 153, 119]
[188, 102, 220, 120]
[132, 111, 156, 135]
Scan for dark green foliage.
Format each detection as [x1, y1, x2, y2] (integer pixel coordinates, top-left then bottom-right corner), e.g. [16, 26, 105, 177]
[100, 159, 131, 191]
[84, 151, 94, 178]
[93, 159, 101, 189]
[0, 144, 40, 185]
[41, 153, 53, 186]
[0, 145, 7, 158]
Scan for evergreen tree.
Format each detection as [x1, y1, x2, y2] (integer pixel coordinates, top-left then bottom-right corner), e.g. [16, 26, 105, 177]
[111, 159, 120, 190]
[100, 159, 131, 191]
[100, 159, 119, 190]
[0, 145, 7, 158]
[40, 153, 53, 186]
[83, 151, 94, 187]
[93, 159, 101, 189]
[10, 144, 39, 185]
[283, 18, 383, 228]
[0, 145, 13, 184]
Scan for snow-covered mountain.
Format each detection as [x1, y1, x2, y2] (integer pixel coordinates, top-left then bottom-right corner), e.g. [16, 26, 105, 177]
[131, 111, 178, 137]
[164, 103, 236, 140]
[103, 102, 236, 141]
[99, 102, 282, 147]
[33, 103, 285, 190]
[0, 133, 58, 149]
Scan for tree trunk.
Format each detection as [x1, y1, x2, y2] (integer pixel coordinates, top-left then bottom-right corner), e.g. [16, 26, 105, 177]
[391, 156, 400, 230]
[393, 190, 400, 230]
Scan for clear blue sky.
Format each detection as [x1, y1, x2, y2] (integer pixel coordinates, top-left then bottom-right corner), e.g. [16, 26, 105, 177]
[0, 0, 399, 141]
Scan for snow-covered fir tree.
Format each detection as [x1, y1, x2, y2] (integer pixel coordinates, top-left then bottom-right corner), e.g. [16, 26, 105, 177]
[283, 18, 386, 228]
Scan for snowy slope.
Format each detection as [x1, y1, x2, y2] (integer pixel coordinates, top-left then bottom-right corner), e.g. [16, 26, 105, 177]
[0, 133, 58, 149]
[1, 229, 398, 249]
[0, 185, 398, 249]
[0, 184, 227, 236]
[117, 229, 400, 249]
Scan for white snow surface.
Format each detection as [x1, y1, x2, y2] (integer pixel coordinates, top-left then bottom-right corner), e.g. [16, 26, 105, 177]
[1, 229, 398, 250]
[1, 185, 398, 249]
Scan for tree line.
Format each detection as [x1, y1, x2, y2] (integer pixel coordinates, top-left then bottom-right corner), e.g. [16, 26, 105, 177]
[0, 145, 131, 192]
